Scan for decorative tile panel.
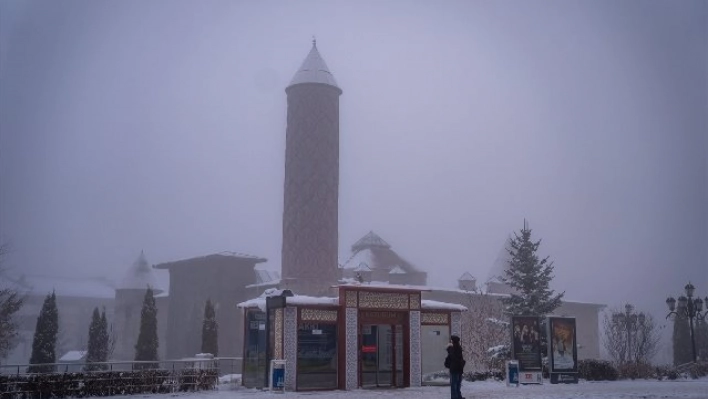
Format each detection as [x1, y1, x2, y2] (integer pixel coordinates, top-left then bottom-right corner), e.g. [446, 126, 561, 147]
[421, 312, 449, 325]
[346, 290, 358, 308]
[409, 311, 421, 387]
[345, 308, 358, 390]
[284, 307, 298, 391]
[358, 291, 409, 309]
[451, 311, 462, 338]
[274, 308, 284, 359]
[409, 294, 420, 310]
[301, 308, 338, 322]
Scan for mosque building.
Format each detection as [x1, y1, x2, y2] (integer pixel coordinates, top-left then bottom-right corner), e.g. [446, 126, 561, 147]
[235, 41, 603, 391]
[5, 41, 603, 393]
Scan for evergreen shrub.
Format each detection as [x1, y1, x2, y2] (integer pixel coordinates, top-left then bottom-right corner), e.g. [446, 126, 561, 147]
[617, 362, 655, 380]
[578, 359, 618, 381]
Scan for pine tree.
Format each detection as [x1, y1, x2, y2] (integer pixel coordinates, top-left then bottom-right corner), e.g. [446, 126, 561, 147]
[0, 286, 23, 363]
[85, 307, 102, 370]
[201, 299, 218, 357]
[695, 320, 708, 362]
[85, 307, 109, 370]
[28, 291, 59, 373]
[672, 312, 692, 365]
[134, 286, 159, 369]
[99, 308, 109, 364]
[500, 222, 564, 316]
[0, 244, 24, 364]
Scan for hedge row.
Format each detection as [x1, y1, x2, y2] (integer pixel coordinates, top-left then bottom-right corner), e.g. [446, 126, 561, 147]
[580, 359, 708, 381]
[425, 360, 708, 383]
[578, 359, 619, 381]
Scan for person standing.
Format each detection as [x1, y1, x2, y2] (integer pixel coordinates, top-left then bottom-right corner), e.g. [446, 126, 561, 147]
[445, 335, 466, 399]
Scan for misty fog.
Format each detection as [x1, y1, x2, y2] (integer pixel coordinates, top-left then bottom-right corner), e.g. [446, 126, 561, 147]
[1, 0, 706, 352]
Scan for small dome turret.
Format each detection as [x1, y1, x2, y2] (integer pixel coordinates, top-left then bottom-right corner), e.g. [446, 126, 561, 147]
[118, 251, 163, 294]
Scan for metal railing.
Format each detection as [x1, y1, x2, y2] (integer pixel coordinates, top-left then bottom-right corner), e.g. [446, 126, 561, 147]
[0, 357, 242, 398]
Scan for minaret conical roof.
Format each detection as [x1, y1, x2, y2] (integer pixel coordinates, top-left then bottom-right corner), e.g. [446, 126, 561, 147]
[118, 250, 163, 294]
[288, 39, 340, 90]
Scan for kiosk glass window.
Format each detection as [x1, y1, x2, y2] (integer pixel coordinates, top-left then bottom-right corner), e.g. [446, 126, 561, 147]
[242, 310, 267, 388]
[296, 323, 338, 390]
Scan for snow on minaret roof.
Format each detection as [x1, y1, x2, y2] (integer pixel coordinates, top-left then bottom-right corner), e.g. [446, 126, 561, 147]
[351, 231, 391, 252]
[288, 39, 340, 90]
[118, 250, 163, 294]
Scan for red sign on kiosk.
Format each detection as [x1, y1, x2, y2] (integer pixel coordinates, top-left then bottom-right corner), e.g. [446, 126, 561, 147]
[361, 345, 377, 353]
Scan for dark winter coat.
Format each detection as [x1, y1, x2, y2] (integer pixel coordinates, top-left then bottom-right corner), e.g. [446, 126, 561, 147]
[445, 344, 466, 374]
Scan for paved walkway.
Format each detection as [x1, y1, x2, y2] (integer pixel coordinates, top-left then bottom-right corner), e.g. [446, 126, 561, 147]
[199, 378, 708, 399]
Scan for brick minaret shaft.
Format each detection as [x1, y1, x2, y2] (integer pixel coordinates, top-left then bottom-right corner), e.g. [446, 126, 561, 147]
[281, 41, 342, 295]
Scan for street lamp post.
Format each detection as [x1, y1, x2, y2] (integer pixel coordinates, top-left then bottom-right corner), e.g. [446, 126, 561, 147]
[612, 304, 645, 364]
[666, 282, 708, 363]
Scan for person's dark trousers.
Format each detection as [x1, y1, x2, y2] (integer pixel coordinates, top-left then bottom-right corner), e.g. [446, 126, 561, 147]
[450, 372, 463, 399]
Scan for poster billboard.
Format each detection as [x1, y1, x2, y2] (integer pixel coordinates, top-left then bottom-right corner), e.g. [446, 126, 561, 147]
[510, 316, 542, 372]
[548, 317, 578, 383]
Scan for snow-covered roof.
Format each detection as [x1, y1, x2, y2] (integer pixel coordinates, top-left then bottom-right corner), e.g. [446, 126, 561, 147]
[238, 294, 467, 313]
[154, 251, 267, 269]
[18, 274, 116, 299]
[119, 251, 163, 294]
[216, 251, 267, 261]
[238, 288, 339, 311]
[288, 40, 340, 91]
[254, 268, 281, 285]
[351, 231, 391, 252]
[337, 280, 431, 292]
[245, 279, 281, 289]
[59, 350, 86, 362]
[245, 264, 280, 288]
[342, 248, 376, 270]
[389, 266, 406, 274]
[341, 232, 425, 278]
[458, 272, 475, 281]
[421, 300, 467, 312]
[353, 262, 372, 272]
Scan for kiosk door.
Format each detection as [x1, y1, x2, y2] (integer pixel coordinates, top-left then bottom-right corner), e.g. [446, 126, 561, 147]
[361, 324, 404, 388]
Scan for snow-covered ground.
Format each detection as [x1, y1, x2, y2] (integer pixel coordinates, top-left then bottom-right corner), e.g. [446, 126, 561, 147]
[164, 377, 708, 399]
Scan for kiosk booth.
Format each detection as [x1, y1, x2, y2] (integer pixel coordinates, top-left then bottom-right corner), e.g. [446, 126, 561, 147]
[238, 284, 466, 391]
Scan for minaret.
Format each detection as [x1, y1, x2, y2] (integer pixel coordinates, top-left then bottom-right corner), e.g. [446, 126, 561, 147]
[281, 40, 342, 295]
[113, 251, 163, 361]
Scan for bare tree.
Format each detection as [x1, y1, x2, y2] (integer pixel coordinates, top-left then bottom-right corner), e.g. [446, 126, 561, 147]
[603, 311, 626, 364]
[602, 305, 661, 366]
[460, 286, 510, 372]
[0, 243, 24, 364]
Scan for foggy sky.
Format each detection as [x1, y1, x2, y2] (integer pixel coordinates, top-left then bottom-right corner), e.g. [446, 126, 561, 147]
[1, 0, 706, 326]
